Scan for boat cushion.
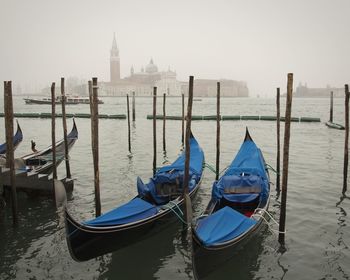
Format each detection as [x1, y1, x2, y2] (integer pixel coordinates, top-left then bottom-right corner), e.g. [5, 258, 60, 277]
[195, 206, 257, 246]
[223, 193, 260, 203]
[84, 198, 158, 226]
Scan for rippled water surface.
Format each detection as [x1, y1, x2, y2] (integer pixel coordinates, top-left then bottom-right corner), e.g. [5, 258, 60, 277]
[0, 96, 349, 279]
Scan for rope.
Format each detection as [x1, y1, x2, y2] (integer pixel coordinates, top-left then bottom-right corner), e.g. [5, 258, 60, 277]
[266, 164, 279, 175]
[161, 201, 189, 225]
[251, 208, 286, 235]
[203, 163, 216, 174]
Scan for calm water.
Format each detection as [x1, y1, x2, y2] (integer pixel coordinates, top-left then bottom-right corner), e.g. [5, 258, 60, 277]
[0, 95, 349, 280]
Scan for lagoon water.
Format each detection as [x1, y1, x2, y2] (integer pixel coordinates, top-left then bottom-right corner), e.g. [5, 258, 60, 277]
[0, 95, 349, 279]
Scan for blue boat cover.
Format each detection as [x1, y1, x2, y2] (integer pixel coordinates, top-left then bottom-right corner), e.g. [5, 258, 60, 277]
[196, 206, 257, 246]
[212, 139, 269, 204]
[84, 198, 158, 226]
[0, 125, 23, 155]
[137, 136, 204, 205]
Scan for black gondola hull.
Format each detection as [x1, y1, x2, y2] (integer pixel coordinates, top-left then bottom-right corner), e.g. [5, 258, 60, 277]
[66, 181, 201, 261]
[192, 216, 265, 279]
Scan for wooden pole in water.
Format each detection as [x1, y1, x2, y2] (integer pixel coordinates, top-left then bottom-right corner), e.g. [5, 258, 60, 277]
[276, 88, 281, 192]
[4, 81, 18, 224]
[278, 73, 294, 244]
[132, 91, 136, 122]
[343, 85, 349, 194]
[330, 91, 334, 123]
[127, 94, 131, 153]
[181, 93, 185, 146]
[216, 82, 220, 181]
[61, 78, 71, 179]
[92, 77, 101, 217]
[183, 76, 194, 225]
[51, 83, 57, 204]
[153, 87, 157, 176]
[163, 93, 166, 151]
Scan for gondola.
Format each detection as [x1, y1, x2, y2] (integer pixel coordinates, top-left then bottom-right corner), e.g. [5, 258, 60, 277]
[0, 121, 23, 155]
[192, 128, 270, 278]
[65, 134, 204, 261]
[20, 119, 78, 175]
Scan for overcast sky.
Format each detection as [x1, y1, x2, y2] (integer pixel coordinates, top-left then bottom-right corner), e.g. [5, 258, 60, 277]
[0, 0, 349, 96]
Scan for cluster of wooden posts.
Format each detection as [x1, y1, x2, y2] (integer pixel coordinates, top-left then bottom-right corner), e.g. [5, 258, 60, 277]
[2, 76, 349, 247]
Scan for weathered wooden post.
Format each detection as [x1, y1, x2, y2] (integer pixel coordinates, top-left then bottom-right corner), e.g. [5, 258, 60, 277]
[61, 78, 71, 179]
[183, 76, 194, 225]
[153, 87, 157, 176]
[51, 82, 57, 205]
[216, 82, 220, 181]
[278, 73, 294, 244]
[343, 85, 349, 194]
[132, 91, 136, 122]
[92, 77, 101, 217]
[330, 91, 334, 122]
[4, 81, 18, 224]
[127, 94, 131, 153]
[181, 93, 185, 146]
[163, 93, 166, 151]
[276, 88, 281, 192]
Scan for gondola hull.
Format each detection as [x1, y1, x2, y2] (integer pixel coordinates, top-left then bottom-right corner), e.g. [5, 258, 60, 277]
[192, 204, 268, 279]
[325, 121, 345, 130]
[65, 179, 202, 261]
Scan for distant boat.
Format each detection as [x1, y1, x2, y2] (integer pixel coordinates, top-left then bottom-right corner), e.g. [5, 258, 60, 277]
[193, 98, 202, 102]
[24, 96, 104, 105]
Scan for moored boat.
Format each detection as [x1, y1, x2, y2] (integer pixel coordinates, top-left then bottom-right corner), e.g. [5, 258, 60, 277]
[20, 119, 78, 175]
[65, 134, 204, 261]
[0, 121, 23, 156]
[24, 95, 103, 105]
[325, 121, 345, 130]
[191, 128, 270, 278]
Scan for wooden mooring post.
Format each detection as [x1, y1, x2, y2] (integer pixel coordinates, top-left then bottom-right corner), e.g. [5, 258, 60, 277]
[127, 94, 131, 153]
[278, 73, 293, 244]
[183, 76, 194, 225]
[216, 82, 221, 181]
[163, 93, 166, 151]
[181, 93, 185, 146]
[132, 92, 136, 122]
[61, 78, 71, 179]
[51, 83, 57, 204]
[276, 88, 281, 192]
[343, 85, 349, 194]
[91, 77, 101, 217]
[4, 81, 18, 224]
[330, 91, 334, 122]
[153, 87, 157, 176]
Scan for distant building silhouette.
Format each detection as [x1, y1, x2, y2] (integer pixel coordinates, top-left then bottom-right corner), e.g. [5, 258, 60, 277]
[100, 33, 249, 97]
[294, 82, 344, 97]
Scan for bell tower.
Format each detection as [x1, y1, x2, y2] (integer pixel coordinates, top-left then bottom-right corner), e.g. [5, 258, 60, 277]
[110, 33, 120, 83]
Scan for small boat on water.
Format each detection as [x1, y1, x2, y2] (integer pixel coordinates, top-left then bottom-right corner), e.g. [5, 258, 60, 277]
[325, 121, 345, 130]
[0, 121, 23, 156]
[65, 134, 204, 261]
[24, 96, 104, 105]
[191, 129, 270, 278]
[20, 119, 78, 175]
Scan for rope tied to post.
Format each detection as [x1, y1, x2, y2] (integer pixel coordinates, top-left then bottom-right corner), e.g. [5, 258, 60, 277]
[266, 163, 279, 175]
[251, 208, 286, 235]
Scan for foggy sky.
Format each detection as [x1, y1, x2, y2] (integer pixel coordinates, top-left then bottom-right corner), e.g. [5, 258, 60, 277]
[1, 0, 349, 96]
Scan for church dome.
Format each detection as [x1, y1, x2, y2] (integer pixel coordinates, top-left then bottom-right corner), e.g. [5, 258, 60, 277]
[145, 58, 158, 74]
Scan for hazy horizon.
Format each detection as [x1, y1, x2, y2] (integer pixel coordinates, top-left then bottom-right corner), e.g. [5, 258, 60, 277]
[1, 0, 349, 97]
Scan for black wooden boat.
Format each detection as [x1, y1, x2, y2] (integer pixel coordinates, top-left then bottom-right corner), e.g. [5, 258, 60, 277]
[24, 96, 103, 105]
[191, 129, 270, 278]
[0, 121, 23, 155]
[325, 121, 345, 130]
[65, 135, 204, 261]
[20, 119, 78, 175]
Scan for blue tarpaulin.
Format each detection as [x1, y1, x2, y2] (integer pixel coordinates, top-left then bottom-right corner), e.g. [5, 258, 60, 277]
[0, 124, 23, 155]
[138, 136, 204, 204]
[212, 139, 269, 203]
[85, 198, 158, 226]
[195, 206, 257, 246]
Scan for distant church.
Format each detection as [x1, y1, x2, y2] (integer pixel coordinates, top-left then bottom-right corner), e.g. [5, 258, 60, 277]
[100, 33, 180, 96]
[100, 33, 249, 97]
